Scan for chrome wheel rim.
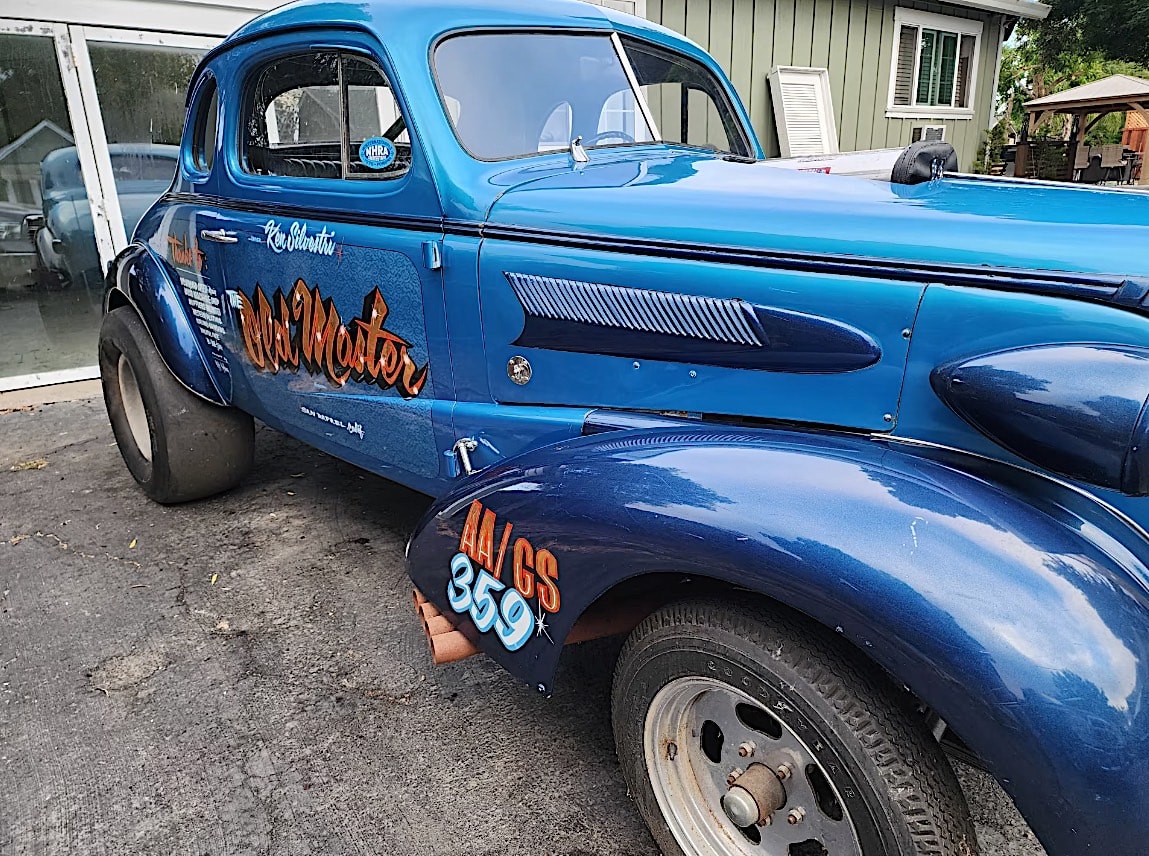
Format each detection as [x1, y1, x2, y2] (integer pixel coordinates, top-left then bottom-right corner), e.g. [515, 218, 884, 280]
[117, 354, 151, 462]
[643, 675, 862, 856]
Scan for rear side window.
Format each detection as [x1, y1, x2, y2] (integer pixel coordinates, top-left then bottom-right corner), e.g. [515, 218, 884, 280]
[243, 51, 410, 181]
[190, 77, 218, 172]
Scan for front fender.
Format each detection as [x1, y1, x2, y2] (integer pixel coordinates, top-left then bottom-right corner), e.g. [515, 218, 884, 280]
[105, 243, 225, 404]
[406, 426, 1149, 856]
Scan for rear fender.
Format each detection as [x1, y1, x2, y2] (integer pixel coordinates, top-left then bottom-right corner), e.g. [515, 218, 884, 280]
[406, 426, 1149, 856]
[105, 243, 225, 405]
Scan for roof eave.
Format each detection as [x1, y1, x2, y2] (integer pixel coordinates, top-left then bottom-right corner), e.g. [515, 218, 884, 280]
[1025, 95, 1149, 110]
[945, 0, 1050, 19]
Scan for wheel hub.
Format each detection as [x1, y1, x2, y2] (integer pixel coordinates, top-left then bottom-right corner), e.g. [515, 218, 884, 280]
[643, 676, 863, 855]
[117, 353, 151, 462]
[721, 763, 786, 827]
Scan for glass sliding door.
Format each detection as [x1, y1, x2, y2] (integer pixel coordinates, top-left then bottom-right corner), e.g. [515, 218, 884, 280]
[0, 24, 214, 391]
[0, 22, 106, 388]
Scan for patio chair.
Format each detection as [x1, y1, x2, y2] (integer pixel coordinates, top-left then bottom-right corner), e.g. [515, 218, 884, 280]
[1073, 144, 1092, 180]
[1099, 144, 1126, 183]
[1129, 151, 1144, 184]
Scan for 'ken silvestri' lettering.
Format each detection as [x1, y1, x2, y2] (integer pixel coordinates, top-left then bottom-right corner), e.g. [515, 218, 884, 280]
[446, 499, 561, 653]
[263, 219, 336, 256]
[237, 279, 428, 399]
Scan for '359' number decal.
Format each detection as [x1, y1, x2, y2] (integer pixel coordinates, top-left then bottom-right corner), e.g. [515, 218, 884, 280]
[446, 552, 536, 651]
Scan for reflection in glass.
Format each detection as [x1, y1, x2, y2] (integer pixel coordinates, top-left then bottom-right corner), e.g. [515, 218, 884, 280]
[84, 42, 202, 268]
[0, 37, 203, 384]
[0, 33, 98, 382]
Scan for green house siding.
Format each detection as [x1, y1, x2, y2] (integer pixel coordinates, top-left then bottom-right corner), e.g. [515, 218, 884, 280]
[649, 0, 1003, 169]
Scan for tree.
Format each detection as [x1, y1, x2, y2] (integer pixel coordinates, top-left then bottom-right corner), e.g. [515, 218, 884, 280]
[1026, 0, 1149, 67]
[997, 40, 1147, 142]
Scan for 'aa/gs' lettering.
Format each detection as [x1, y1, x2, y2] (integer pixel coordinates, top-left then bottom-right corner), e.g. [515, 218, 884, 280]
[457, 498, 560, 615]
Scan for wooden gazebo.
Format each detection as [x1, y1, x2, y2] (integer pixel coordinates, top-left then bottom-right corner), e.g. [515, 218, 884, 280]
[1016, 74, 1149, 180]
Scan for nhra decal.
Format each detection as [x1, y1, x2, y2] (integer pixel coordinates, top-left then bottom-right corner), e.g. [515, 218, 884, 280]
[446, 499, 561, 652]
[359, 137, 396, 170]
[237, 279, 428, 398]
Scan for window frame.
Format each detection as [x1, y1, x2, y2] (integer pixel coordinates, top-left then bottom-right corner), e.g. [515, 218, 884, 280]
[240, 49, 412, 183]
[620, 35, 753, 157]
[885, 8, 982, 120]
[188, 72, 219, 177]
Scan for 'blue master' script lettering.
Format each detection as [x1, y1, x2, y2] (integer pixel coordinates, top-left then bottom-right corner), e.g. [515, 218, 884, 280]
[263, 220, 337, 256]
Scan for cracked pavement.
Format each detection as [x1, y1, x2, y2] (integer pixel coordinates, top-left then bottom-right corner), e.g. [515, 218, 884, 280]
[0, 398, 1047, 855]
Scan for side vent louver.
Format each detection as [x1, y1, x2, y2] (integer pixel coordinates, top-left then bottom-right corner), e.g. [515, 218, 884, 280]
[505, 272, 764, 347]
[503, 272, 882, 374]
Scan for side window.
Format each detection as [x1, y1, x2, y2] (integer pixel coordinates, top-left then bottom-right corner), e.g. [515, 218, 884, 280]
[243, 51, 410, 181]
[344, 55, 410, 176]
[191, 77, 218, 172]
[621, 38, 749, 156]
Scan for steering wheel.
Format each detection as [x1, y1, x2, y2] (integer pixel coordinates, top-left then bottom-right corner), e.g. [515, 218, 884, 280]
[581, 130, 636, 146]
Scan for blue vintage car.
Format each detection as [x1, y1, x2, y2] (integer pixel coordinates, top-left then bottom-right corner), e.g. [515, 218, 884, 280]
[98, 1, 1149, 853]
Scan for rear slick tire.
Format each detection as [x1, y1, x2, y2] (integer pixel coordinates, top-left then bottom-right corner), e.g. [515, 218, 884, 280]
[611, 598, 978, 856]
[99, 307, 253, 504]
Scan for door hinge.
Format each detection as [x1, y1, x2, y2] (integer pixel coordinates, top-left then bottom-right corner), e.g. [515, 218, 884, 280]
[422, 240, 442, 271]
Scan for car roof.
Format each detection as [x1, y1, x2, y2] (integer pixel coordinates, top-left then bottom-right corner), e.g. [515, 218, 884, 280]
[228, 0, 620, 46]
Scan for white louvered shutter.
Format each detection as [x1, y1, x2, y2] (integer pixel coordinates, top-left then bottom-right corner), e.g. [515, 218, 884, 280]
[769, 66, 839, 157]
[893, 26, 919, 106]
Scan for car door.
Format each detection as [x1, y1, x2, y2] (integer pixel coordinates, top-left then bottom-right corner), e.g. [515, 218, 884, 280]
[208, 42, 449, 493]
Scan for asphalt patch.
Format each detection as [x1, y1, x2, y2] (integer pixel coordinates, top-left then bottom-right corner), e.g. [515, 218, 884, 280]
[0, 399, 1047, 855]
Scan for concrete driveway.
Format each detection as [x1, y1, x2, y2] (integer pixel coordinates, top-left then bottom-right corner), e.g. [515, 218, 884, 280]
[0, 398, 1047, 856]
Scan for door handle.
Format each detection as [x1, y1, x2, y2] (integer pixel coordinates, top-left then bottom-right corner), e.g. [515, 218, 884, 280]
[199, 228, 238, 244]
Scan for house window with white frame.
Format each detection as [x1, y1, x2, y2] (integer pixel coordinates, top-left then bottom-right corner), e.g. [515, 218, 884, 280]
[887, 8, 981, 118]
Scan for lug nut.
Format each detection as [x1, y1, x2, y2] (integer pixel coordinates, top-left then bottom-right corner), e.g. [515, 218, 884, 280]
[775, 762, 793, 780]
[737, 741, 756, 757]
[756, 814, 772, 827]
[726, 767, 744, 786]
[787, 807, 806, 825]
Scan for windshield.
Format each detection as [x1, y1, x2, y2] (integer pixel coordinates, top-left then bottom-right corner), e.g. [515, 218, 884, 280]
[433, 32, 750, 161]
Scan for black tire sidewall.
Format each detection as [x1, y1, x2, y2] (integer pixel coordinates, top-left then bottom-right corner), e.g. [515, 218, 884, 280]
[614, 622, 911, 856]
[99, 306, 253, 503]
[99, 309, 166, 496]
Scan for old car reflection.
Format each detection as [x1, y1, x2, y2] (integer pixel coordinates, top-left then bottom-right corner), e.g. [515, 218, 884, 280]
[35, 143, 178, 289]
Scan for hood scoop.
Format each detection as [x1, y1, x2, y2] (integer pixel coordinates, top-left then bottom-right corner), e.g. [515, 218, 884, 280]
[931, 344, 1149, 495]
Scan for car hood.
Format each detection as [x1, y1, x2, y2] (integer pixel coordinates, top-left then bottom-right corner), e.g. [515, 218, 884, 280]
[486, 152, 1149, 279]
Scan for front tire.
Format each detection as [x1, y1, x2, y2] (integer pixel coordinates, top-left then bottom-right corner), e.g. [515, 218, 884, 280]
[99, 307, 253, 504]
[612, 598, 977, 856]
